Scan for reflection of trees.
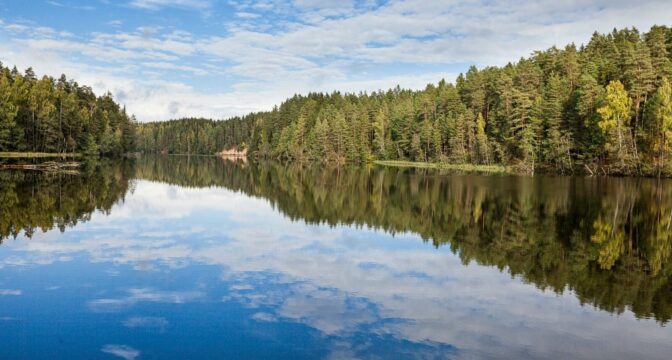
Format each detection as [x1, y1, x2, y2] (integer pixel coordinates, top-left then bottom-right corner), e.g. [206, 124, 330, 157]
[0, 159, 136, 241]
[136, 156, 672, 323]
[3, 155, 671, 323]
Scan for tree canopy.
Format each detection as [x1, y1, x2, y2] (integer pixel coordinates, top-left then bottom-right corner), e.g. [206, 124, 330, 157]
[136, 26, 672, 176]
[0, 63, 136, 156]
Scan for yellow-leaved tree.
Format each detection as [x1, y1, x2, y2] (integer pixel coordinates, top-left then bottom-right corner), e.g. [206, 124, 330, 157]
[597, 80, 636, 173]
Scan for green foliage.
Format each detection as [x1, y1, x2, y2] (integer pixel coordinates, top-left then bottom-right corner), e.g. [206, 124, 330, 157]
[643, 77, 672, 175]
[598, 81, 637, 172]
[0, 63, 134, 156]
[136, 26, 672, 175]
[135, 117, 254, 155]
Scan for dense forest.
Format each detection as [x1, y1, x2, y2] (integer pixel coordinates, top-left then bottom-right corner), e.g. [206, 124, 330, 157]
[0, 62, 136, 155]
[135, 117, 254, 155]
[137, 26, 672, 176]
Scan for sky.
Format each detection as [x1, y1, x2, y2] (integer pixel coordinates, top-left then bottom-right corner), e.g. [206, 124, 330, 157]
[0, 0, 671, 122]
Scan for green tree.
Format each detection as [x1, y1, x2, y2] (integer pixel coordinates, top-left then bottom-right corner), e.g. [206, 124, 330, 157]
[0, 72, 18, 150]
[598, 81, 635, 172]
[542, 74, 572, 172]
[475, 113, 489, 164]
[644, 77, 672, 175]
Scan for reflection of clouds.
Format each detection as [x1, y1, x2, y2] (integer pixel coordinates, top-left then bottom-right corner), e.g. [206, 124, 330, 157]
[122, 316, 169, 329]
[101, 344, 140, 360]
[277, 285, 378, 336]
[89, 288, 204, 312]
[0, 289, 21, 296]
[251, 312, 276, 322]
[97, 181, 272, 222]
[5, 181, 672, 359]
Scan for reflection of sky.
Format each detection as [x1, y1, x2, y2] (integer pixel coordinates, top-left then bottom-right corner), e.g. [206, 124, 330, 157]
[1, 181, 671, 360]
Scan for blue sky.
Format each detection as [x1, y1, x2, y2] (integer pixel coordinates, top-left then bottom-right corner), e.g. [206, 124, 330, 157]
[0, 0, 671, 121]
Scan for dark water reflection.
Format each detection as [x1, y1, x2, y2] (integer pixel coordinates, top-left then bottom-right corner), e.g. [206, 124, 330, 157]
[1, 156, 671, 359]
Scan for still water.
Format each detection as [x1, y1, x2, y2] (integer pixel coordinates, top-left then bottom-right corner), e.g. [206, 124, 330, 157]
[1, 156, 671, 359]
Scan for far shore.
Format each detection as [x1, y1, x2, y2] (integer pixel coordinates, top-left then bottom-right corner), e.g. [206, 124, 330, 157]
[373, 160, 511, 173]
[0, 152, 80, 158]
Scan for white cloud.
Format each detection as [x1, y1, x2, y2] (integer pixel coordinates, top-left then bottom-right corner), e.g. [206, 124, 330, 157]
[0, 289, 22, 296]
[141, 61, 208, 76]
[1, 1, 671, 122]
[235, 12, 261, 19]
[251, 312, 277, 322]
[89, 288, 204, 311]
[101, 345, 140, 360]
[122, 316, 169, 328]
[128, 0, 212, 10]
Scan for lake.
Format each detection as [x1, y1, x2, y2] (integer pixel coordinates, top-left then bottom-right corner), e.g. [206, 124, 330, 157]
[1, 156, 671, 359]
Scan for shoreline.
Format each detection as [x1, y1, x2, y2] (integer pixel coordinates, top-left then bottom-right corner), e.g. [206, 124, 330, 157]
[373, 160, 511, 174]
[0, 152, 80, 158]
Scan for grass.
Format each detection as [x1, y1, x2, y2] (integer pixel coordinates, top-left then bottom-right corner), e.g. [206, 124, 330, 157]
[0, 152, 80, 158]
[373, 160, 511, 173]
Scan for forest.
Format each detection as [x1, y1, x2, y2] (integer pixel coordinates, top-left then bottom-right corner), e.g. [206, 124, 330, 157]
[0, 63, 136, 156]
[136, 26, 672, 176]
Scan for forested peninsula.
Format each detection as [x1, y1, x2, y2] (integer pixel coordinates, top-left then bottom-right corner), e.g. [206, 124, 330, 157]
[136, 26, 672, 176]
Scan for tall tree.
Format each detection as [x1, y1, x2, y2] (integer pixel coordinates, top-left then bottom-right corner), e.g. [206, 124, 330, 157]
[644, 77, 672, 176]
[598, 81, 635, 172]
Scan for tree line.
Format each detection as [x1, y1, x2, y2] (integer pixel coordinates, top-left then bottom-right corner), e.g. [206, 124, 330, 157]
[0, 63, 136, 155]
[136, 26, 672, 176]
[135, 117, 254, 155]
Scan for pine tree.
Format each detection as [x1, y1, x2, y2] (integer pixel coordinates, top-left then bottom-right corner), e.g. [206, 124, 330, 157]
[644, 77, 672, 175]
[0, 73, 18, 151]
[509, 88, 540, 172]
[623, 41, 655, 127]
[312, 117, 329, 159]
[82, 132, 99, 156]
[542, 74, 572, 172]
[645, 26, 672, 84]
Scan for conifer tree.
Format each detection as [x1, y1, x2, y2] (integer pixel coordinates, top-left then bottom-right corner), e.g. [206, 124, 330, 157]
[644, 77, 672, 175]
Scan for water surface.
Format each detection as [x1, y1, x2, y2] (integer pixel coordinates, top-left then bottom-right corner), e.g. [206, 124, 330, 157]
[1, 156, 671, 359]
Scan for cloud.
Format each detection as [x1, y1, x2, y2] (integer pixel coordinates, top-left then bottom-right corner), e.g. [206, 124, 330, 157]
[2, 1, 672, 122]
[46, 0, 95, 11]
[251, 312, 277, 322]
[0, 289, 22, 296]
[235, 12, 260, 19]
[101, 345, 140, 360]
[122, 316, 169, 328]
[128, 0, 212, 10]
[88, 288, 204, 311]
